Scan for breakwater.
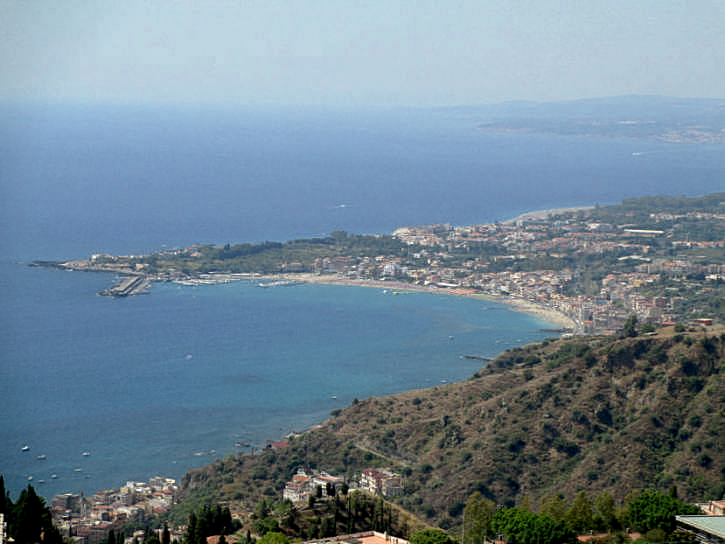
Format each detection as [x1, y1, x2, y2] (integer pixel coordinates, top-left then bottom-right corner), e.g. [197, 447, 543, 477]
[99, 275, 150, 297]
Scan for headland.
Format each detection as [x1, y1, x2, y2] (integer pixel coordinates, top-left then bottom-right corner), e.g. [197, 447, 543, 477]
[31, 193, 725, 335]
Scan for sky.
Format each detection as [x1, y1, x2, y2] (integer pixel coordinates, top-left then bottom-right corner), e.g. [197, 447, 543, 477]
[1, 0, 724, 107]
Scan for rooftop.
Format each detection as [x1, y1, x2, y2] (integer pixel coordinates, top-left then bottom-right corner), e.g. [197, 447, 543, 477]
[676, 515, 725, 540]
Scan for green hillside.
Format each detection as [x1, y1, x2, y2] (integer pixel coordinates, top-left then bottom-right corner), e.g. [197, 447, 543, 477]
[172, 324, 725, 532]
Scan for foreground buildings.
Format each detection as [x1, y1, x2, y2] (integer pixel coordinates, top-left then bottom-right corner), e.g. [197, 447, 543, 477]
[51, 477, 177, 543]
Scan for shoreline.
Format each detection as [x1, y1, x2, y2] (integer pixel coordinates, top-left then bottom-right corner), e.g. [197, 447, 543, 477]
[502, 205, 595, 225]
[251, 272, 577, 332]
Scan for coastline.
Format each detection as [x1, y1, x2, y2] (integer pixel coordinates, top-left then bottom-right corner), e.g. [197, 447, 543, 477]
[252, 272, 577, 332]
[502, 205, 594, 224]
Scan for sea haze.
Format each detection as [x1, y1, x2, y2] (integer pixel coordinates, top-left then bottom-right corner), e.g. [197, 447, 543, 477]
[1, 103, 724, 499]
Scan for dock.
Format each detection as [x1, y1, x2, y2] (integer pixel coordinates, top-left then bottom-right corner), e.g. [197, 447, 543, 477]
[99, 275, 150, 297]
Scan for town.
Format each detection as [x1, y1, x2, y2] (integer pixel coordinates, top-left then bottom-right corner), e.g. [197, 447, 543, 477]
[39, 195, 725, 336]
[44, 467, 405, 544]
[49, 478, 179, 543]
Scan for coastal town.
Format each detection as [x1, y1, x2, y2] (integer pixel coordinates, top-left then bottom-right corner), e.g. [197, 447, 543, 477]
[45, 466, 405, 544]
[49, 478, 180, 543]
[36, 194, 725, 336]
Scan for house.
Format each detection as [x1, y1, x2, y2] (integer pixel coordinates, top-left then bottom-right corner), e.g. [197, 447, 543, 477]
[676, 515, 725, 544]
[303, 530, 409, 544]
[283, 469, 312, 503]
[359, 469, 402, 497]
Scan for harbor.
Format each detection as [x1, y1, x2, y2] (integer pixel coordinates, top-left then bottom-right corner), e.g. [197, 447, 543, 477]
[99, 275, 150, 297]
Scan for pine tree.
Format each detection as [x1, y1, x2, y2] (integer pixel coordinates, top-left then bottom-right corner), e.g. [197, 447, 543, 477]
[0, 475, 8, 515]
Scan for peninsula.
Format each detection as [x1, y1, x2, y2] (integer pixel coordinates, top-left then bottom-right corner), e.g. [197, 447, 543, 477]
[33, 193, 725, 335]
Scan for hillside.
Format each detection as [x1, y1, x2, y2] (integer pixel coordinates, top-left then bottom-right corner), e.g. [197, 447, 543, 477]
[174, 325, 725, 529]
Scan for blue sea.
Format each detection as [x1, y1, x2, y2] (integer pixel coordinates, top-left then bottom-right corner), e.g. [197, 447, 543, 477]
[1, 103, 723, 500]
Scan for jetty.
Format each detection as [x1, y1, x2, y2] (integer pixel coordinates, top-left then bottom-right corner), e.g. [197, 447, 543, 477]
[99, 275, 150, 297]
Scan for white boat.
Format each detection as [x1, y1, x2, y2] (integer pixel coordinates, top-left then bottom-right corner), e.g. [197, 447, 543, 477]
[82, 451, 91, 457]
[21, 445, 30, 452]
[37, 454, 46, 460]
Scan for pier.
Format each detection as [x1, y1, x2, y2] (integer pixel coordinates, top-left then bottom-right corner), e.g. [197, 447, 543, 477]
[99, 275, 150, 297]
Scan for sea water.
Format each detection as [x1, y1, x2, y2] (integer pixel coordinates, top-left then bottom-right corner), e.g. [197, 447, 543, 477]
[1, 104, 723, 500]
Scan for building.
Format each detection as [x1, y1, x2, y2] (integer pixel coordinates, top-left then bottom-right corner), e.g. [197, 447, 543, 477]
[303, 531, 409, 544]
[702, 501, 725, 516]
[359, 470, 402, 497]
[676, 515, 725, 544]
[283, 470, 312, 503]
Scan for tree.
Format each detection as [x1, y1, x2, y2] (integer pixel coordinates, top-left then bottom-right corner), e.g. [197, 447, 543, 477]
[594, 492, 618, 533]
[622, 314, 638, 337]
[258, 532, 289, 544]
[462, 492, 496, 544]
[186, 512, 198, 544]
[162, 524, 171, 544]
[254, 499, 270, 519]
[108, 529, 116, 544]
[0, 475, 10, 516]
[492, 508, 575, 544]
[540, 494, 568, 522]
[11, 483, 61, 544]
[409, 529, 455, 544]
[566, 491, 594, 533]
[626, 490, 700, 534]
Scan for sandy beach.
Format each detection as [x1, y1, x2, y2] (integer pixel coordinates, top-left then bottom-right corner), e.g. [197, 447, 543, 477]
[256, 272, 577, 332]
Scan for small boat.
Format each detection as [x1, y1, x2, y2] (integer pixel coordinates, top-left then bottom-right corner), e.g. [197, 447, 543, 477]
[21, 445, 30, 452]
[82, 451, 90, 457]
[37, 454, 47, 460]
[51, 474, 58, 479]
[74, 468, 83, 472]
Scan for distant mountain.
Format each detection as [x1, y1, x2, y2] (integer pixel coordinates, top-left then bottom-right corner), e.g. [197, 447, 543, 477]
[175, 325, 725, 528]
[437, 96, 725, 143]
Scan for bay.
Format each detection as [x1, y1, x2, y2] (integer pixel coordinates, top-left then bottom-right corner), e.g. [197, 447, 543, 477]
[0, 263, 551, 499]
[1, 103, 724, 500]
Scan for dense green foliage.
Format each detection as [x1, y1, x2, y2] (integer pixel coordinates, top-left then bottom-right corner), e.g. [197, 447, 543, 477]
[185, 504, 240, 544]
[409, 529, 456, 544]
[625, 490, 701, 533]
[0, 477, 64, 544]
[140, 231, 413, 275]
[461, 489, 699, 543]
[491, 508, 574, 544]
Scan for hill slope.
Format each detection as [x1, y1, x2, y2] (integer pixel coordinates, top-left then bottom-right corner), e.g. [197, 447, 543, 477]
[176, 326, 725, 528]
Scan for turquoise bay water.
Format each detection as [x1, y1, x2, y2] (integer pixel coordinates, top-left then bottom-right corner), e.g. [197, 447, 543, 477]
[0, 264, 552, 499]
[1, 104, 724, 500]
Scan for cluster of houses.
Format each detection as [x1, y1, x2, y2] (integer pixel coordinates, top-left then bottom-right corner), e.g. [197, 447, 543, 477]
[283, 468, 403, 504]
[50, 477, 179, 544]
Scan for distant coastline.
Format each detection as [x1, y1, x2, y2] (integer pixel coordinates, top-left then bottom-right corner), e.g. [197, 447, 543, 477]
[502, 205, 595, 224]
[32, 204, 596, 331]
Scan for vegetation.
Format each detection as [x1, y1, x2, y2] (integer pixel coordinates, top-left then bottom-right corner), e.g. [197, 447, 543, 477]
[0, 476, 64, 544]
[172, 326, 725, 535]
[184, 504, 241, 544]
[132, 232, 414, 276]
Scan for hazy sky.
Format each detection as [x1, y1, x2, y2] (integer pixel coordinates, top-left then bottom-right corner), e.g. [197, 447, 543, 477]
[1, 0, 723, 107]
